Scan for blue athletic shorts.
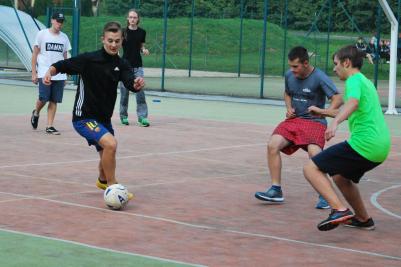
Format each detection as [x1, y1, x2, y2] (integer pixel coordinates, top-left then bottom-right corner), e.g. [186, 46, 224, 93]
[311, 141, 381, 183]
[38, 79, 65, 103]
[72, 119, 114, 152]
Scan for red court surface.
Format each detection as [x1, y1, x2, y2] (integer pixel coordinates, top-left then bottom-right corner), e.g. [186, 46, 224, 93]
[1, 113, 401, 266]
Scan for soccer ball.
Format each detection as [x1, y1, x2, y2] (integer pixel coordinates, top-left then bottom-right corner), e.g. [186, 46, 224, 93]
[104, 184, 129, 210]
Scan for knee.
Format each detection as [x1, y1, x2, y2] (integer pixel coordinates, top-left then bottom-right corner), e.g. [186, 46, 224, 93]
[102, 139, 117, 153]
[267, 140, 280, 154]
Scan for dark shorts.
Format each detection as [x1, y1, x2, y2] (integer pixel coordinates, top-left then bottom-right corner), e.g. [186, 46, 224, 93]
[38, 79, 65, 103]
[311, 141, 381, 183]
[273, 117, 326, 155]
[72, 119, 114, 152]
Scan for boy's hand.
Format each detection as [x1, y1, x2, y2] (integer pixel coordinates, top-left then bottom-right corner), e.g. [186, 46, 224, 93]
[133, 77, 145, 91]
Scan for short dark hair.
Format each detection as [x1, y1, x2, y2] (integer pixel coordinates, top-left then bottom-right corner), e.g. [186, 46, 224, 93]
[103, 21, 122, 35]
[288, 46, 309, 62]
[334, 45, 364, 70]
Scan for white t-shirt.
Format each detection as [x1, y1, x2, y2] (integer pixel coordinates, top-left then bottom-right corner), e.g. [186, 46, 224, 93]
[34, 29, 71, 80]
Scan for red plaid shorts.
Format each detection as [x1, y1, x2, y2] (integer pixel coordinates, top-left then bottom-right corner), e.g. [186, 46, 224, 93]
[272, 117, 326, 155]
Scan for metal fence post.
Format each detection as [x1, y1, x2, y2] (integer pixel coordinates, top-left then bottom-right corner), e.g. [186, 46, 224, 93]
[161, 0, 168, 91]
[237, 0, 244, 77]
[281, 0, 288, 76]
[259, 0, 269, 98]
[325, 0, 332, 74]
[188, 0, 195, 77]
[374, 4, 382, 89]
[72, 1, 80, 84]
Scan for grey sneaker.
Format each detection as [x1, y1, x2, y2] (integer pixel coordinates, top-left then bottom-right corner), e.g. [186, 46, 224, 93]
[254, 187, 284, 202]
[46, 126, 60, 135]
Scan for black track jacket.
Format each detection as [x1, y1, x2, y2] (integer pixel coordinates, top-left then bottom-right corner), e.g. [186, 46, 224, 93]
[52, 48, 137, 123]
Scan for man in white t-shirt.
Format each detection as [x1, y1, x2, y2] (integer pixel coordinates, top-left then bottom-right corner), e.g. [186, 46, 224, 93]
[31, 12, 71, 135]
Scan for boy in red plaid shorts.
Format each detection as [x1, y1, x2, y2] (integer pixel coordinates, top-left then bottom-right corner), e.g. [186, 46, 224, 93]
[255, 46, 343, 208]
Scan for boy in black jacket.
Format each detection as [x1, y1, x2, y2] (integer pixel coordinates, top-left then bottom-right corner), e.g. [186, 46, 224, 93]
[43, 21, 145, 201]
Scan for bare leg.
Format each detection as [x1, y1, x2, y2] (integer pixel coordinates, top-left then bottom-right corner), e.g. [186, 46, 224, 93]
[98, 150, 106, 182]
[333, 175, 370, 220]
[303, 160, 348, 210]
[267, 134, 291, 186]
[35, 99, 46, 115]
[307, 144, 330, 207]
[98, 133, 118, 186]
[47, 101, 57, 127]
[307, 144, 322, 158]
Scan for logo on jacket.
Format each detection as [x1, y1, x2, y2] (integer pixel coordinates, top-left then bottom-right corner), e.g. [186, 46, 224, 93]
[114, 67, 120, 71]
[45, 42, 64, 52]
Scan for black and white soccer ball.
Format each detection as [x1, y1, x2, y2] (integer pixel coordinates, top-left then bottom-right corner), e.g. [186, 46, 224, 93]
[104, 184, 129, 210]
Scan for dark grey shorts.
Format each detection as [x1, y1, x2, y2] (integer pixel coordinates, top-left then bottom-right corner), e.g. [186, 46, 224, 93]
[311, 141, 381, 183]
[38, 79, 65, 103]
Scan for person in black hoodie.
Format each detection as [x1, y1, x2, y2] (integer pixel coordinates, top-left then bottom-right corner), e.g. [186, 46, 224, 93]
[43, 21, 145, 201]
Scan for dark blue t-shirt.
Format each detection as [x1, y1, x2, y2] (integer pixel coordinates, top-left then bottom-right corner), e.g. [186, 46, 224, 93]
[285, 68, 338, 125]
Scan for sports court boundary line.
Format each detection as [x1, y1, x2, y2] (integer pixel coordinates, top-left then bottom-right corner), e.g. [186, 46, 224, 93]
[371, 184, 401, 220]
[0, 228, 206, 267]
[1, 192, 401, 262]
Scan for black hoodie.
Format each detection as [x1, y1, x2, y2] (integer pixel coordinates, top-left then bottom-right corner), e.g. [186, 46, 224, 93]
[52, 48, 137, 123]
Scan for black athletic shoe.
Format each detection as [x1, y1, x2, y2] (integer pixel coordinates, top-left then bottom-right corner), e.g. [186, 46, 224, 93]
[31, 109, 39, 129]
[317, 208, 354, 231]
[45, 126, 60, 135]
[344, 217, 375, 230]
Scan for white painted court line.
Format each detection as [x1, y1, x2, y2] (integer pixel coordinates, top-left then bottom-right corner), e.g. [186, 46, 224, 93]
[1, 192, 400, 262]
[371, 184, 401, 220]
[0, 143, 265, 169]
[0, 228, 206, 267]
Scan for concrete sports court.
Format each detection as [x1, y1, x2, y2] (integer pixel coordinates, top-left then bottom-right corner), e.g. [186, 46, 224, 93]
[0, 79, 401, 266]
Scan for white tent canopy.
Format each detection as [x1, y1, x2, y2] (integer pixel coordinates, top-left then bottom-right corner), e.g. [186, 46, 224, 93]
[0, 5, 45, 71]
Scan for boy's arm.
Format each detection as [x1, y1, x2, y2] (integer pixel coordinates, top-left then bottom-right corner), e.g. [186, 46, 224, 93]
[325, 98, 359, 141]
[31, 46, 40, 84]
[43, 54, 86, 85]
[141, 43, 149, 56]
[120, 60, 145, 92]
[284, 91, 295, 118]
[308, 93, 343, 118]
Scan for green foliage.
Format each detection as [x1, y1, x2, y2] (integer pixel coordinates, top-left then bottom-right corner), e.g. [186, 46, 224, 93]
[102, 0, 132, 16]
[38, 14, 392, 79]
[8, 0, 401, 33]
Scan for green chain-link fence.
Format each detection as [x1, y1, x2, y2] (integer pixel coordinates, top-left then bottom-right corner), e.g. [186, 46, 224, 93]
[1, 0, 400, 105]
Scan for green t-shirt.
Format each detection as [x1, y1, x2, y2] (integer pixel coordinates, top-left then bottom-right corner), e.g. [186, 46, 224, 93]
[345, 72, 391, 162]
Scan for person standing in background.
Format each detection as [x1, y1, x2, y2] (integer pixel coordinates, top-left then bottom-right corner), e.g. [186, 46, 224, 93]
[31, 12, 71, 135]
[119, 9, 150, 127]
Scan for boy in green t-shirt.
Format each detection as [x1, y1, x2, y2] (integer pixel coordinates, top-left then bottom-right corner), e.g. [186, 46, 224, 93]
[304, 45, 391, 231]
